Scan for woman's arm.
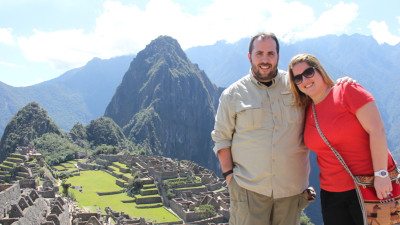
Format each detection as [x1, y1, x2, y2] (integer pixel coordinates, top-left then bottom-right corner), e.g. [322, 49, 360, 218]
[356, 101, 392, 199]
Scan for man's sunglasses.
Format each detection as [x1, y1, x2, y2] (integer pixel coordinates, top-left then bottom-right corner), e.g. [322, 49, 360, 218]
[293, 67, 316, 85]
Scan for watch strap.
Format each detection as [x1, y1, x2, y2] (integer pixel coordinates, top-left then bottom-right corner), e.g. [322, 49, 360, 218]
[374, 169, 389, 178]
[222, 169, 233, 179]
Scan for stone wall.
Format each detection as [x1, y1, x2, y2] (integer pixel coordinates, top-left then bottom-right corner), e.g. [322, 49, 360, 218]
[115, 179, 126, 188]
[11, 197, 48, 225]
[173, 186, 207, 195]
[96, 190, 124, 196]
[169, 182, 203, 189]
[136, 196, 162, 204]
[181, 210, 205, 222]
[97, 154, 122, 162]
[0, 183, 21, 219]
[77, 162, 104, 170]
[205, 181, 223, 191]
[149, 169, 179, 182]
[169, 199, 186, 219]
[39, 189, 56, 198]
[55, 199, 70, 225]
[191, 215, 225, 225]
[19, 179, 36, 189]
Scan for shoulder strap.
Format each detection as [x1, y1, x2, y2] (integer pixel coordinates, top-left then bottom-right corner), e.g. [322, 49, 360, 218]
[311, 103, 356, 179]
[312, 103, 368, 224]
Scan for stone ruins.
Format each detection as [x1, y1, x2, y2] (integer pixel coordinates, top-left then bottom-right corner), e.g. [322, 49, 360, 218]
[0, 147, 230, 225]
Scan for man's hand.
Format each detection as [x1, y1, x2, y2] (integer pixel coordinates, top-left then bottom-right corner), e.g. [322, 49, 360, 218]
[226, 173, 233, 185]
[336, 76, 357, 84]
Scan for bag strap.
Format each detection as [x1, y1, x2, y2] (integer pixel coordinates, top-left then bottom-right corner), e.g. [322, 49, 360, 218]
[312, 103, 398, 175]
[311, 103, 356, 179]
[311, 103, 368, 225]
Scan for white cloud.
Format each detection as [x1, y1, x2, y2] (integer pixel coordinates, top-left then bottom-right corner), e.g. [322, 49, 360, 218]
[283, 2, 358, 42]
[0, 28, 15, 45]
[15, 0, 361, 72]
[0, 60, 17, 67]
[368, 20, 400, 45]
[18, 29, 96, 70]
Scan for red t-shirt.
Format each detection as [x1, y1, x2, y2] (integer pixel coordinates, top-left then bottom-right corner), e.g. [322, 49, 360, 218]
[304, 83, 395, 192]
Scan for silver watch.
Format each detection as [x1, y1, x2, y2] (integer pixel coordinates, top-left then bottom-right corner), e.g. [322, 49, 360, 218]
[374, 169, 389, 178]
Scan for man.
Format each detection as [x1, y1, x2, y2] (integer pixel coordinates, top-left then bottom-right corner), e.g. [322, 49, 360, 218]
[211, 32, 310, 225]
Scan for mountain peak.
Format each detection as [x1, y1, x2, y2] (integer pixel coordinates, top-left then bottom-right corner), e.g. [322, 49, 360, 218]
[137, 35, 189, 67]
[147, 35, 182, 52]
[104, 36, 220, 170]
[0, 102, 61, 162]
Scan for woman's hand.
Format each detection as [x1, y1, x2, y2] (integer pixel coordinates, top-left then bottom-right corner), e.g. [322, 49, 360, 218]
[374, 176, 393, 199]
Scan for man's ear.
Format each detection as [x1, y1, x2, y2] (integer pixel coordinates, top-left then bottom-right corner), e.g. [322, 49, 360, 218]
[247, 52, 251, 61]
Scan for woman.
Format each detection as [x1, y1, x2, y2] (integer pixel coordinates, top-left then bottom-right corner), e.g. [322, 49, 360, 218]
[287, 53, 394, 225]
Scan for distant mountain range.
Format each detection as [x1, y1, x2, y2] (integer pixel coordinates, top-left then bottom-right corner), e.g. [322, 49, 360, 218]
[0, 55, 132, 136]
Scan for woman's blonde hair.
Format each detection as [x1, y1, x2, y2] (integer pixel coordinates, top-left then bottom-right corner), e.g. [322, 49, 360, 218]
[288, 53, 335, 107]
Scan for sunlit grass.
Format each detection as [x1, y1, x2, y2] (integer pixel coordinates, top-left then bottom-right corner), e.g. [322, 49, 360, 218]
[66, 170, 180, 223]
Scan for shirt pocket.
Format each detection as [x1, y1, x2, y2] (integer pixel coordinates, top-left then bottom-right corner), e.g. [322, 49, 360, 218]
[235, 101, 264, 130]
[280, 91, 303, 124]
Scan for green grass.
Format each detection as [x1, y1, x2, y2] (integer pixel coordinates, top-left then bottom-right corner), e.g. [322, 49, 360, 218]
[213, 187, 226, 193]
[0, 164, 12, 170]
[66, 170, 180, 223]
[52, 160, 78, 172]
[143, 184, 156, 188]
[164, 176, 202, 188]
[122, 173, 133, 180]
[2, 161, 16, 167]
[53, 165, 67, 171]
[7, 157, 24, 163]
[61, 162, 76, 169]
[113, 162, 129, 169]
[175, 185, 206, 191]
[108, 165, 122, 173]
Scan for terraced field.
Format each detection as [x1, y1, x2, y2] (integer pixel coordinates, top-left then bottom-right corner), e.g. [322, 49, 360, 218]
[66, 170, 180, 223]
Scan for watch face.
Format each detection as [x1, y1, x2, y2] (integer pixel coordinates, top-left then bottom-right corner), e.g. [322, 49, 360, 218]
[375, 170, 388, 177]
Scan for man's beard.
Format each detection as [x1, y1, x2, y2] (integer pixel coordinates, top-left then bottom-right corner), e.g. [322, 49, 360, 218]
[252, 63, 278, 82]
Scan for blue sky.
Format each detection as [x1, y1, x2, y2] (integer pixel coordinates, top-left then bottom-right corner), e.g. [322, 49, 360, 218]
[0, 0, 399, 87]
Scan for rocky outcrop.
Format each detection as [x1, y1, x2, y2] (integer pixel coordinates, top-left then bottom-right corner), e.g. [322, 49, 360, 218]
[105, 36, 221, 170]
[0, 102, 61, 162]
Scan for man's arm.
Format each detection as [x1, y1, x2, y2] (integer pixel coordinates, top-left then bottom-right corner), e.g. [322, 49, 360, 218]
[217, 148, 234, 184]
[211, 91, 236, 183]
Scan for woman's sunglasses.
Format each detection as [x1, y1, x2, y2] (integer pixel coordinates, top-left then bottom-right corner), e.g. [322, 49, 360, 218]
[293, 67, 316, 85]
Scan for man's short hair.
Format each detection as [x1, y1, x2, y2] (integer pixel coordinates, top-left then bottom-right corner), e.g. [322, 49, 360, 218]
[248, 32, 280, 54]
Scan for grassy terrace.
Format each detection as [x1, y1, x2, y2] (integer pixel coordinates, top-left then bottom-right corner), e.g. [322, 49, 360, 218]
[66, 170, 180, 223]
[163, 176, 202, 188]
[52, 159, 87, 173]
[107, 164, 133, 181]
[143, 184, 156, 188]
[112, 162, 129, 169]
[175, 185, 206, 191]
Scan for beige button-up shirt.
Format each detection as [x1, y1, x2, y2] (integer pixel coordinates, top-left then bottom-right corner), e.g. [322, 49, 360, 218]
[211, 70, 310, 198]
